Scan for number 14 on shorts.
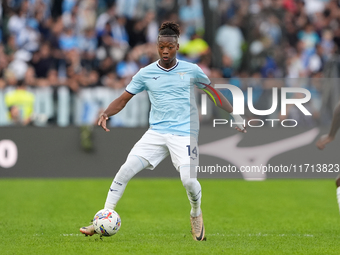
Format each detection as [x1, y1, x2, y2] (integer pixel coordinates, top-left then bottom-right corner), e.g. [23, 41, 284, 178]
[186, 145, 197, 158]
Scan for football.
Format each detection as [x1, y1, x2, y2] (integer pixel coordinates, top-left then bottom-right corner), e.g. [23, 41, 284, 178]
[92, 209, 121, 236]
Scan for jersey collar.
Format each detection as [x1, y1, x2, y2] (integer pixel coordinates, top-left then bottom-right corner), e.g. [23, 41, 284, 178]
[156, 59, 179, 72]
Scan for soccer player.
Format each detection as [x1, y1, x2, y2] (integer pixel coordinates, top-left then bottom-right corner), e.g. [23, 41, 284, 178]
[316, 101, 340, 212]
[80, 21, 246, 241]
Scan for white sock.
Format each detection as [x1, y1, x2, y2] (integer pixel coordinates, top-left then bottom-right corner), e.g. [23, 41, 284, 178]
[336, 187, 340, 213]
[179, 165, 202, 217]
[104, 155, 149, 210]
[189, 190, 202, 217]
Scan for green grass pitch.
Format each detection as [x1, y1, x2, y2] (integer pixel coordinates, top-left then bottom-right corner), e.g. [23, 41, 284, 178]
[0, 178, 339, 255]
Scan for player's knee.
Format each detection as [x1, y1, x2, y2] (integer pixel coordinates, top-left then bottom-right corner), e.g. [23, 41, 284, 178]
[115, 156, 147, 183]
[181, 176, 197, 191]
[115, 164, 133, 183]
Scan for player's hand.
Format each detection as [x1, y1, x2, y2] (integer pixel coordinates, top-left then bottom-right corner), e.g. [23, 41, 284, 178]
[316, 134, 334, 150]
[230, 113, 247, 133]
[235, 125, 247, 133]
[98, 113, 110, 132]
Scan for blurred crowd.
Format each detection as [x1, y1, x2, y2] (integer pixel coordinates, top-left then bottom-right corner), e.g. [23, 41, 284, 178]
[0, 0, 339, 127]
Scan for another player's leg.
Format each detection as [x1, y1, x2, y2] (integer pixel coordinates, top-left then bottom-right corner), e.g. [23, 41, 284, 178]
[80, 155, 149, 236]
[179, 165, 205, 241]
[336, 175, 340, 213]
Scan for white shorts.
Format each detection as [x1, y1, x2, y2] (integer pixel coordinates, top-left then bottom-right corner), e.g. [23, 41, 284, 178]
[128, 129, 199, 171]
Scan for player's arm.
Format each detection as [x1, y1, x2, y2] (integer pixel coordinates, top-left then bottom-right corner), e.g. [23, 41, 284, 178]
[316, 101, 340, 150]
[98, 91, 134, 132]
[202, 86, 246, 133]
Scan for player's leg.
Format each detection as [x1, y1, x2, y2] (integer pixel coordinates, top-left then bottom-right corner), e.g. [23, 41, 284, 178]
[80, 130, 168, 236]
[80, 155, 149, 236]
[104, 155, 149, 209]
[105, 130, 169, 210]
[179, 165, 205, 241]
[167, 135, 205, 241]
[179, 165, 202, 217]
[336, 175, 340, 213]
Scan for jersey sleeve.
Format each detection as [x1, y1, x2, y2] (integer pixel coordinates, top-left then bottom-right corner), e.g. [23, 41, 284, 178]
[125, 69, 145, 95]
[194, 64, 211, 89]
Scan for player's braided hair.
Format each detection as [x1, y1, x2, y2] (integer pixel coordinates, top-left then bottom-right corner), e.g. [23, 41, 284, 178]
[158, 21, 180, 38]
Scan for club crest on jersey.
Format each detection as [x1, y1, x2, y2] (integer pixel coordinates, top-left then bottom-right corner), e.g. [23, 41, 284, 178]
[176, 72, 187, 80]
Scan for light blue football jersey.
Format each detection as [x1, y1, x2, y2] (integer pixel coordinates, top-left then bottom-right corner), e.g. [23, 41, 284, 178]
[126, 59, 210, 138]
